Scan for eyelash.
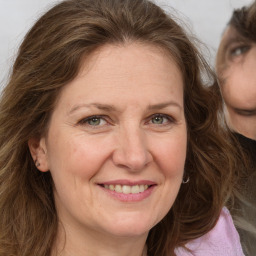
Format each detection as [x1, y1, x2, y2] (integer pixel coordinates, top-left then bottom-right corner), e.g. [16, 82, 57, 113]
[77, 113, 175, 128]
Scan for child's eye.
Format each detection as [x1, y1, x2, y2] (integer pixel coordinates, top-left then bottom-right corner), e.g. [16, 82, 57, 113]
[230, 45, 250, 57]
[149, 114, 174, 125]
[78, 116, 107, 126]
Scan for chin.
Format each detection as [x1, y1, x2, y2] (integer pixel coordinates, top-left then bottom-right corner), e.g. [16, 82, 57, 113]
[102, 214, 157, 237]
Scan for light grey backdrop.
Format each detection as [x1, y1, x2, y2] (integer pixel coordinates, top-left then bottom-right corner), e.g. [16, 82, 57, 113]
[0, 0, 253, 88]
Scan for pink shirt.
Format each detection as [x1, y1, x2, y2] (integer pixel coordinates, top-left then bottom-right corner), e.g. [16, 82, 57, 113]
[175, 207, 245, 256]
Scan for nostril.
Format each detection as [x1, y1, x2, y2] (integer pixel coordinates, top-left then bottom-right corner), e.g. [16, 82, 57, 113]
[112, 133, 153, 170]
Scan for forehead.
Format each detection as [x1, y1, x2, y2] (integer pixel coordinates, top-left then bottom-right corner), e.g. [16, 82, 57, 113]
[81, 42, 180, 71]
[77, 42, 184, 87]
[55, 43, 184, 109]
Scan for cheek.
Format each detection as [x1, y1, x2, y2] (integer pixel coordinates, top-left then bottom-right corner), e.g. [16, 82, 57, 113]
[154, 136, 186, 219]
[47, 132, 111, 180]
[221, 68, 240, 104]
[152, 133, 187, 177]
[222, 61, 256, 107]
[47, 134, 112, 209]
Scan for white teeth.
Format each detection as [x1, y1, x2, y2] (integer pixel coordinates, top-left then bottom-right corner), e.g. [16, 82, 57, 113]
[139, 185, 145, 192]
[109, 184, 115, 191]
[122, 185, 131, 194]
[103, 184, 150, 194]
[131, 185, 139, 194]
[115, 185, 122, 193]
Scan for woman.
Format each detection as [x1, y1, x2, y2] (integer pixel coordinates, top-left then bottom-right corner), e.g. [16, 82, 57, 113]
[216, 1, 256, 255]
[0, 0, 244, 255]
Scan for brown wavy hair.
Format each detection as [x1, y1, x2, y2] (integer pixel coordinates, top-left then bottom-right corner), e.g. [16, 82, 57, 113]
[0, 0, 238, 255]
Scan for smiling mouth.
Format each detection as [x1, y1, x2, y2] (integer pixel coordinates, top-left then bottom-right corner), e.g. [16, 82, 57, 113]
[102, 184, 151, 194]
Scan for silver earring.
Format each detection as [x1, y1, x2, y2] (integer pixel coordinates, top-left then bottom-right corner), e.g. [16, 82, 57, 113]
[182, 176, 190, 184]
[35, 160, 40, 167]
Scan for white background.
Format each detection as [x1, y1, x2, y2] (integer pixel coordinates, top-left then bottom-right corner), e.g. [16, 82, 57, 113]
[0, 0, 253, 88]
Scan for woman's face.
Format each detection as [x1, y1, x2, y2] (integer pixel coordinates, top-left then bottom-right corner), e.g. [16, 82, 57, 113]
[32, 43, 187, 239]
[217, 26, 256, 139]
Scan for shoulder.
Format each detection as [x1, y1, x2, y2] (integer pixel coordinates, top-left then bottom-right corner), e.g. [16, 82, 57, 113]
[175, 207, 245, 256]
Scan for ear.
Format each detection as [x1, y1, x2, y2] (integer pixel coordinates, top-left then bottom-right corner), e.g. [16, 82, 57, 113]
[28, 137, 49, 172]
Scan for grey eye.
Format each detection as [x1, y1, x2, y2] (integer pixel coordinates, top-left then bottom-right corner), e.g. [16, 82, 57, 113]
[88, 117, 101, 126]
[79, 116, 107, 126]
[230, 45, 250, 57]
[152, 115, 164, 124]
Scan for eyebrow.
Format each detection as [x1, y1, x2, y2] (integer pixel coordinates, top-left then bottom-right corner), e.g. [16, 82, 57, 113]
[69, 103, 116, 114]
[68, 101, 182, 114]
[148, 101, 182, 110]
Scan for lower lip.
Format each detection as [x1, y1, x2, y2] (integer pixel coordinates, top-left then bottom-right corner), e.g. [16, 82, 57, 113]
[100, 185, 155, 202]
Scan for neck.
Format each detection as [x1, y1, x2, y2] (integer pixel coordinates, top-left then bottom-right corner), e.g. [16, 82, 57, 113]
[51, 222, 148, 256]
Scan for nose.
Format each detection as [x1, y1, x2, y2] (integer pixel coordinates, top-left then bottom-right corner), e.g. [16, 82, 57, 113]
[112, 126, 153, 171]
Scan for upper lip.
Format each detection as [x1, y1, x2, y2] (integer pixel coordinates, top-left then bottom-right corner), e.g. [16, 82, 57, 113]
[98, 179, 156, 186]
